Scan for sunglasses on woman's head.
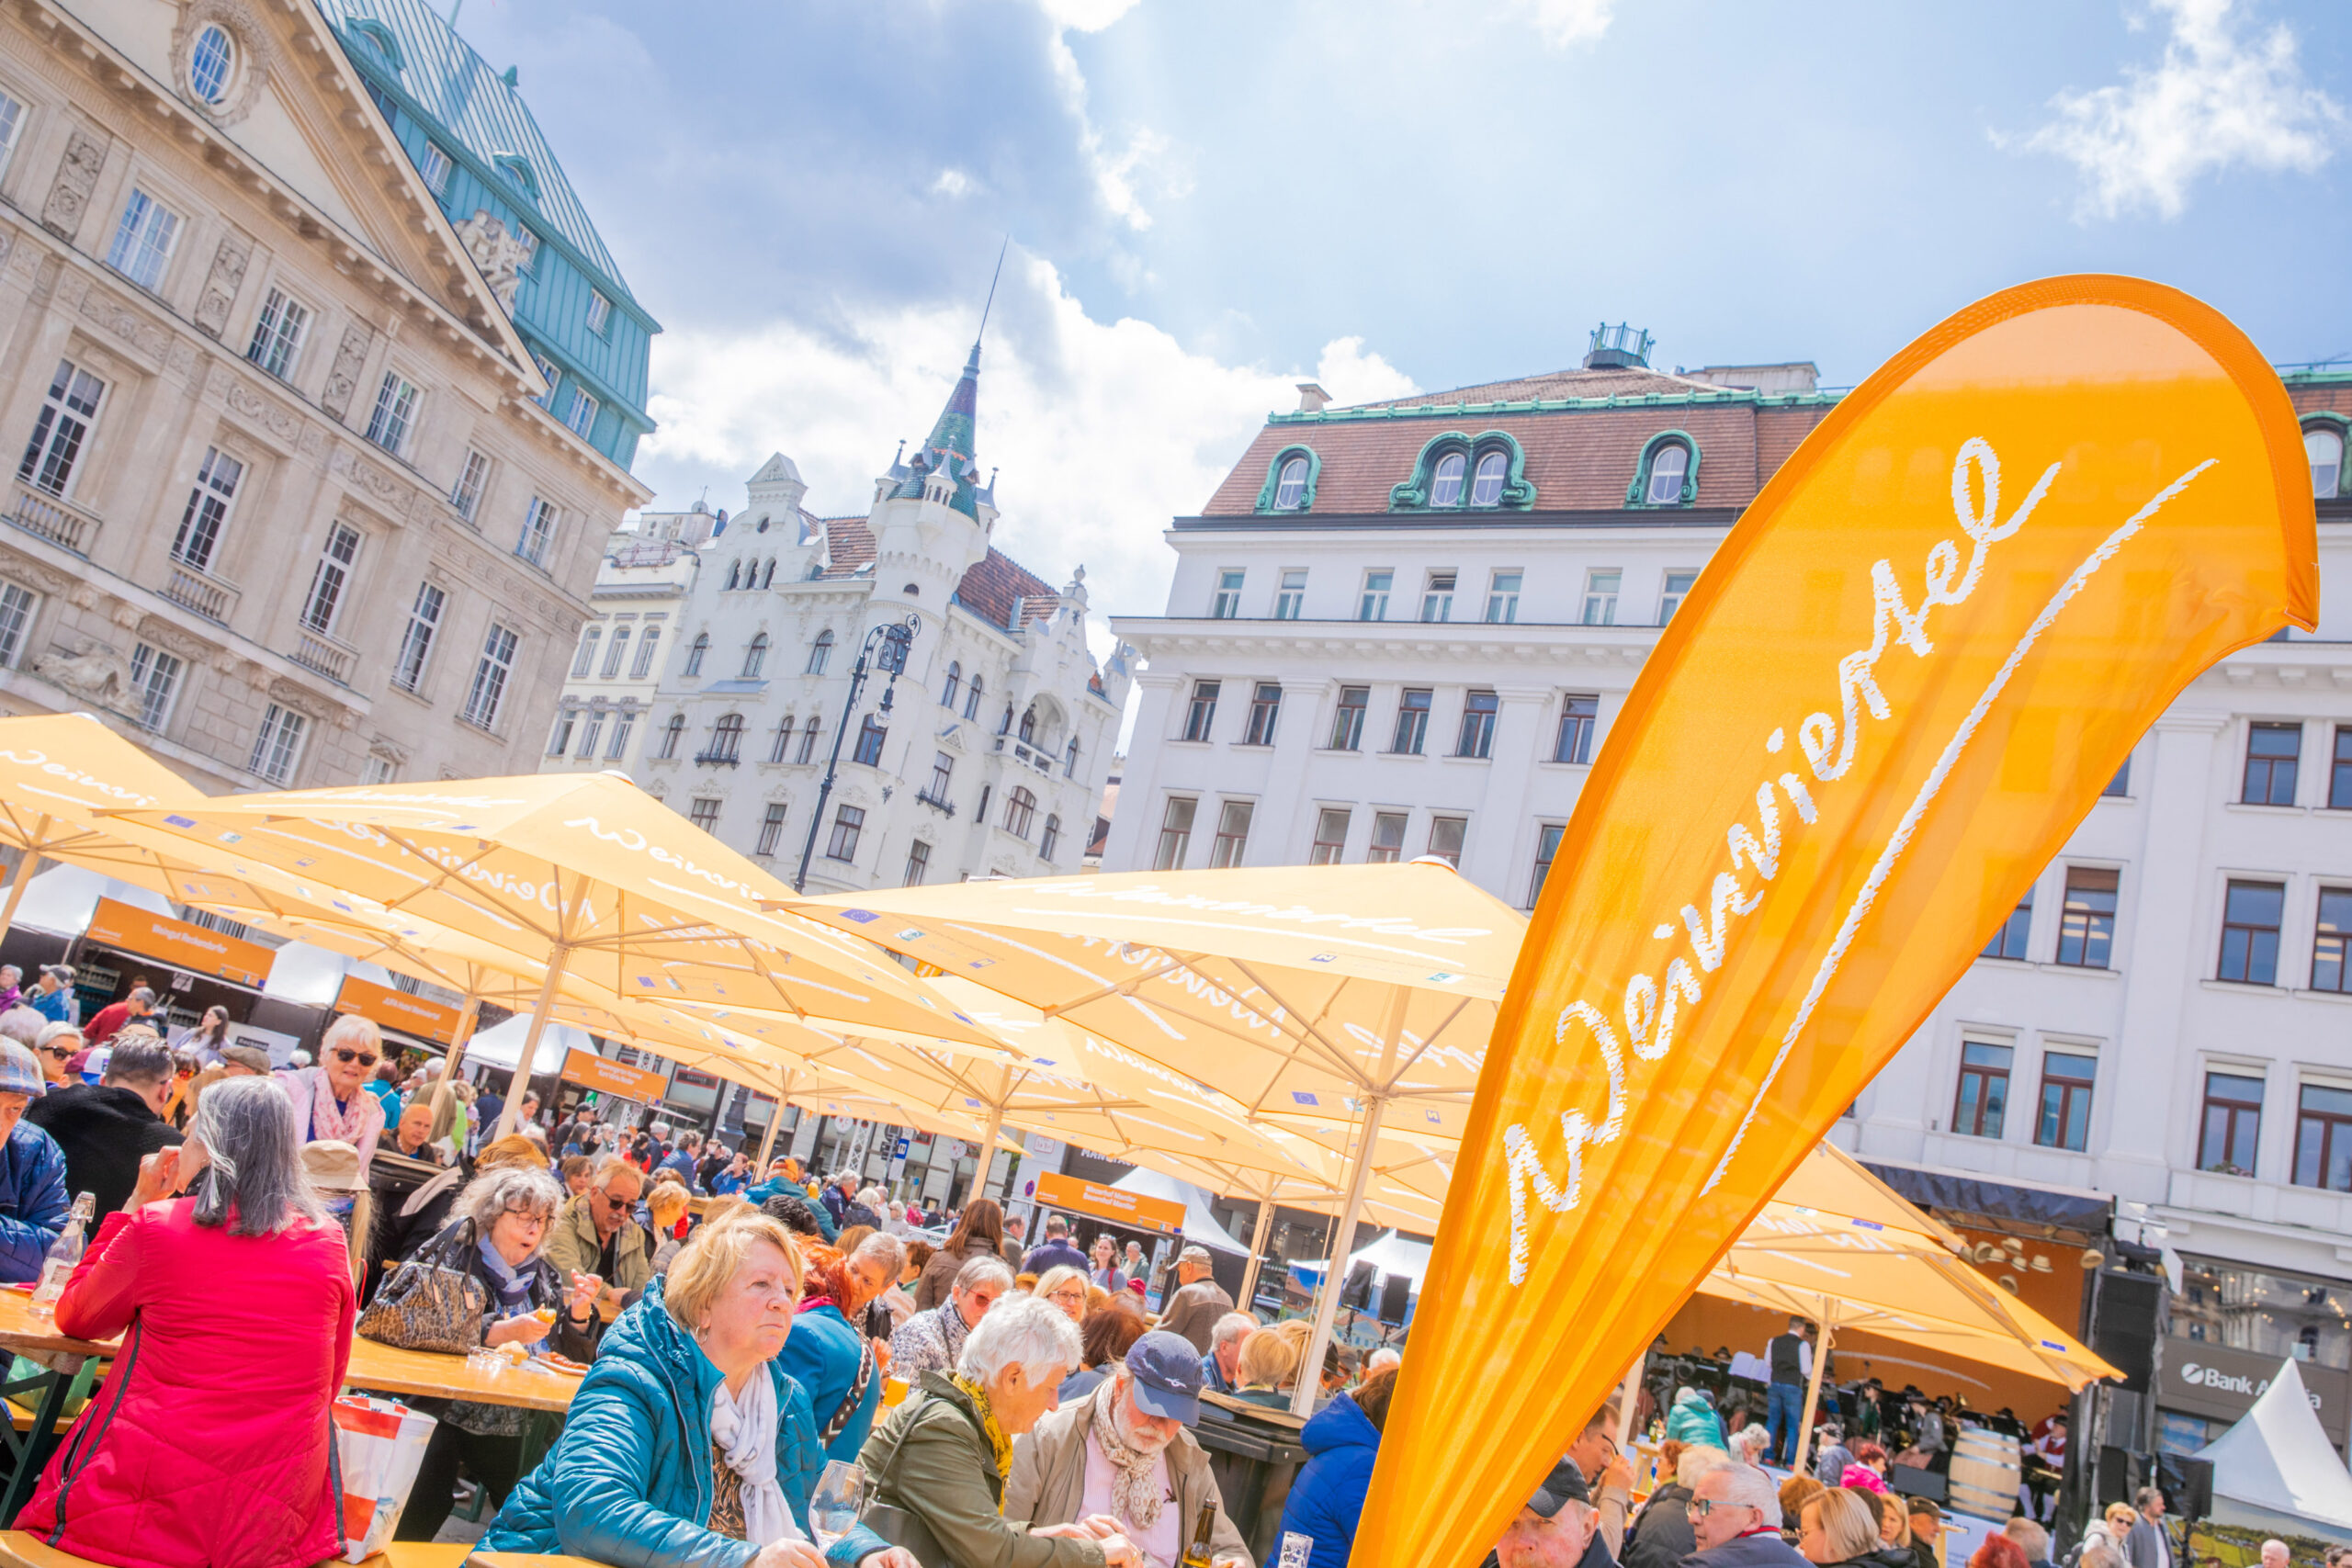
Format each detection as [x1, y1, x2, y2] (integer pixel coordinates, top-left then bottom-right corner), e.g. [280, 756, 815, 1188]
[333, 1048, 379, 1067]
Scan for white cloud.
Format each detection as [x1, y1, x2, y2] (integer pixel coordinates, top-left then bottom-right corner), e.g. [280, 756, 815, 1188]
[930, 168, 978, 199]
[2017, 0, 2342, 219]
[1505, 0, 1613, 49]
[639, 254, 1415, 627]
[1039, 3, 1182, 232]
[1035, 0, 1141, 29]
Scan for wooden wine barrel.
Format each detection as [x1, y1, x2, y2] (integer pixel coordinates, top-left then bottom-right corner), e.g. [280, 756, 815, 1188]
[1947, 1427, 2021, 1522]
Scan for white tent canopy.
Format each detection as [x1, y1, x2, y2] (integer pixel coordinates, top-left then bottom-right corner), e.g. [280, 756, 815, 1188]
[2194, 1358, 2352, 1534]
[1290, 1229, 1432, 1293]
[462, 1013, 588, 1077]
[260, 942, 395, 1007]
[13, 865, 168, 937]
[1108, 1166, 1252, 1255]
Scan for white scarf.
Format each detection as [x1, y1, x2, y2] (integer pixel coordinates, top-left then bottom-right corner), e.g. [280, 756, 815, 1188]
[709, 1371, 806, 1549]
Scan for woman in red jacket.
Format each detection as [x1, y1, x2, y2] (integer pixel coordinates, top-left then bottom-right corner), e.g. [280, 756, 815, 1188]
[15, 1074, 356, 1568]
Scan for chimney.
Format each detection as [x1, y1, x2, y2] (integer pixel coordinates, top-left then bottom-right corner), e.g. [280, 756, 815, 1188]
[1295, 382, 1331, 414]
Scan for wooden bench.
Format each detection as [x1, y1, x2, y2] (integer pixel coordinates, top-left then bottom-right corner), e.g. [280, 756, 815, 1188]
[0, 1532, 477, 1566]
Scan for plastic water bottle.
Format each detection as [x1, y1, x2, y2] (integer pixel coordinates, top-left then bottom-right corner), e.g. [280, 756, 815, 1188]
[28, 1192, 96, 1318]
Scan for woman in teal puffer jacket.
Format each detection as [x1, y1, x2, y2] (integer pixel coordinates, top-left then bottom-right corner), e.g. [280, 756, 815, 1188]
[479, 1212, 913, 1568]
[1665, 1385, 1730, 1450]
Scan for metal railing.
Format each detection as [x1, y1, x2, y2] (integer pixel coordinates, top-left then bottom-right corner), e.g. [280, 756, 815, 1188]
[693, 749, 741, 767]
[161, 561, 238, 623]
[915, 789, 957, 818]
[5, 486, 100, 556]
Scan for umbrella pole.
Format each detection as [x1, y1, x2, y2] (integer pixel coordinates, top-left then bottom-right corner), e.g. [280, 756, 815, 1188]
[1237, 1196, 1275, 1316]
[494, 944, 571, 1145]
[1792, 1303, 1835, 1476]
[1291, 1089, 1386, 1417]
[427, 995, 481, 1143]
[974, 1100, 1005, 1203]
[0, 840, 46, 943]
[757, 1069, 792, 1167]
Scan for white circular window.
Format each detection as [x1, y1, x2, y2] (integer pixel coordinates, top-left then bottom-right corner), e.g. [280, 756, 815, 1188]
[189, 25, 234, 104]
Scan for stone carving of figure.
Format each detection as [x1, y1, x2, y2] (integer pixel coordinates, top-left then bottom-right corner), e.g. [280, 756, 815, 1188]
[454, 209, 531, 312]
[33, 637, 130, 708]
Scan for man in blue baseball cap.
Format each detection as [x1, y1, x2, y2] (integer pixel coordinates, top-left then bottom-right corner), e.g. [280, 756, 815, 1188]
[1487, 1457, 1606, 1568]
[1008, 1327, 1250, 1566]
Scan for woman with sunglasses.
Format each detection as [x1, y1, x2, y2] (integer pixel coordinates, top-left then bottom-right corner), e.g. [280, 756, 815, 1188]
[276, 1014, 387, 1164]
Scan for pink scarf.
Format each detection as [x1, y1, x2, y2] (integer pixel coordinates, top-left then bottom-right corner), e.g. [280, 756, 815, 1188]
[307, 1068, 379, 1145]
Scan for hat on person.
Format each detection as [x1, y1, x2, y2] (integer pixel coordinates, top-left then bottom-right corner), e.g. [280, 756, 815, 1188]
[300, 1139, 368, 1193]
[1906, 1498, 1946, 1522]
[39, 964, 72, 984]
[1126, 1278, 1148, 1296]
[1527, 1458, 1591, 1518]
[1124, 1330, 1206, 1424]
[219, 1044, 272, 1075]
[1178, 1244, 1212, 1267]
[0, 1040, 42, 1097]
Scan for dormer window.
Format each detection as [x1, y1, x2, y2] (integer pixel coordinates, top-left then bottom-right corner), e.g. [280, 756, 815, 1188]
[493, 153, 540, 202]
[1255, 446, 1320, 513]
[1470, 452, 1507, 506]
[1430, 453, 1465, 507]
[1390, 431, 1533, 513]
[2307, 423, 2344, 499]
[1645, 443, 1690, 504]
[1630, 433, 1700, 507]
[1273, 457, 1308, 510]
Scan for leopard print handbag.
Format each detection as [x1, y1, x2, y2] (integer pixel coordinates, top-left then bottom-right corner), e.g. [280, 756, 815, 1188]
[356, 1223, 488, 1354]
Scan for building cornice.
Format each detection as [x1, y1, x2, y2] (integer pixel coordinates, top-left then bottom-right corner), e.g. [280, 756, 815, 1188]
[1265, 386, 1844, 426]
[1108, 615, 1657, 668]
[1170, 508, 1741, 534]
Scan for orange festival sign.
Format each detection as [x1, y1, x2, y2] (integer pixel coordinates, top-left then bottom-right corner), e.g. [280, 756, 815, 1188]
[333, 976, 462, 1047]
[84, 897, 273, 988]
[1361, 277, 2317, 1565]
[1032, 1170, 1187, 1236]
[560, 1048, 669, 1103]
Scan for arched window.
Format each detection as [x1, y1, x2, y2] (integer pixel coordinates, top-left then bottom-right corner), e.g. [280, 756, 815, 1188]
[1645, 442, 1690, 505]
[761, 558, 777, 589]
[723, 559, 741, 591]
[601, 626, 630, 679]
[1470, 451, 1507, 507]
[571, 625, 600, 679]
[807, 629, 834, 675]
[941, 661, 963, 708]
[631, 626, 662, 678]
[2308, 424, 2344, 499]
[741, 633, 769, 679]
[657, 713, 685, 760]
[964, 675, 984, 721]
[1064, 737, 1080, 778]
[1003, 786, 1037, 839]
[769, 715, 795, 763]
[1018, 705, 1038, 744]
[710, 713, 745, 761]
[1273, 457, 1308, 511]
[1430, 452, 1466, 508]
[796, 716, 821, 764]
[999, 704, 1014, 736]
[1040, 814, 1062, 860]
[684, 633, 709, 677]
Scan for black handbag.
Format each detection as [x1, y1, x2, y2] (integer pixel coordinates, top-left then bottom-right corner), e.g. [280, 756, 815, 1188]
[356, 1221, 486, 1355]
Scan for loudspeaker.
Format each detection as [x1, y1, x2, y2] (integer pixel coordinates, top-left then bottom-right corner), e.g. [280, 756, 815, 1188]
[1378, 1272, 1411, 1325]
[2097, 1446, 2144, 1509]
[1340, 1259, 1375, 1312]
[2090, 1273, 2165, 1393]
[2156, 1454, 2213, 1520]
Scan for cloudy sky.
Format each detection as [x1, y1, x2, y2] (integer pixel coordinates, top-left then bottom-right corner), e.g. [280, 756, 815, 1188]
[452, 0, 2347, 625]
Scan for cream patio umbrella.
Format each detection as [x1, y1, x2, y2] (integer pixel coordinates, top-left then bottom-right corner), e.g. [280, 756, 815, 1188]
[105, 773, 1003, 1141]
[779, 860, 1525, 1414]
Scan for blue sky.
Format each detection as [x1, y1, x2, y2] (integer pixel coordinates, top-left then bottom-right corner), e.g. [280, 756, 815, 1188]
[447, 0, 2350, 622]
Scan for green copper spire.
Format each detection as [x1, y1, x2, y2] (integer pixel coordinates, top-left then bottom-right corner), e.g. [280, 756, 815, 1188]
[890, 245, 1004, 521]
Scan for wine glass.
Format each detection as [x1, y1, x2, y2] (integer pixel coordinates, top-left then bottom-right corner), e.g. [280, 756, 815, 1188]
[808, 1459, 867, 1548]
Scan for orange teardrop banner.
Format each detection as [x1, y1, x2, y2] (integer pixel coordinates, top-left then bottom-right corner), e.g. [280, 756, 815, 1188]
[1358, 276, 2316, 1566]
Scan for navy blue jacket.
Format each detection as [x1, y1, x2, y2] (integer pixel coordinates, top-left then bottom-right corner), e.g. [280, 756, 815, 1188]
[1677, 1531, 1816, 1568]
[1265, 1391, 1381, 1568]
[1021, 1240, 1089, 1275]
[0, 1120, 72, 1281]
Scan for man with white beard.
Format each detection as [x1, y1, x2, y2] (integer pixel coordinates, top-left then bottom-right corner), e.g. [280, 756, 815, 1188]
[1006, 1330, 1250, 1567]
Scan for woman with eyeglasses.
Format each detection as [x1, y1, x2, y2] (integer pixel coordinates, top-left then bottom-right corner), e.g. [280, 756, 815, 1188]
[276, 1013, 387, 1164]
[30, 1021, 81, 1090]
[389, 1165, 603, 1541]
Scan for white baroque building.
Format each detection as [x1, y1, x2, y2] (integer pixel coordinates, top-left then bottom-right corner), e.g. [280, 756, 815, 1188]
[1106, 340, 2352, 1456]
[594, 343, 1127, 891]
[539, 503, 710, 776]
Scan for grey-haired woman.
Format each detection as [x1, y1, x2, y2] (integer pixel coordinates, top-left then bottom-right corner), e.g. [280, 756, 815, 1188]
[388, 1165, 604, 1541]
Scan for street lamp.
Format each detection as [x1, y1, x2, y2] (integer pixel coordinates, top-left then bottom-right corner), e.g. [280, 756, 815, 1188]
[796, 615, 919, 894]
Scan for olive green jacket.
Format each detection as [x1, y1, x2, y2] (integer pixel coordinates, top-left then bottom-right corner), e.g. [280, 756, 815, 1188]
[1005, 1380, 1250, 1562]
[542, 1191, 653, 1295]
[860, 1372, 1107, 1568]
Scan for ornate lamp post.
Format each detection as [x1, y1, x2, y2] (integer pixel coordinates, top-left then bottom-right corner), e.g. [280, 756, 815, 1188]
[795, 615, 919, 894]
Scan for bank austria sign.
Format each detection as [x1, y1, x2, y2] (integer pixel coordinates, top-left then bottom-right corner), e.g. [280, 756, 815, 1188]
[2176, 1359, 2322, 1409]
[2164, 1340, 2350, 1445]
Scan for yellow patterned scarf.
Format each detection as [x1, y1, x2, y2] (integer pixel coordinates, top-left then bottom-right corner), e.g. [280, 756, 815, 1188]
[950, 1373, 1014, 1480]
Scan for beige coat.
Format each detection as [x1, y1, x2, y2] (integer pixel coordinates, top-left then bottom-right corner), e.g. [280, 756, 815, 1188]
[1005, 1379, 1250, 1562]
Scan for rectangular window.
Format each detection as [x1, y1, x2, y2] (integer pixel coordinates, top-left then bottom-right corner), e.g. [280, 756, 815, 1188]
[463, 622, 518, 729]
[392, 581, 445, 692]
[2332, 728, 2352, 809]
[926, 751, 955, 801]
[1274, 570, 1306, 621]
[547, 708, 576, 757]
[1485, 571, 1521, 625]
[169, 446, 243, 573]
[515, 228, 539, 272]
[105, 187, 179, 291]
[450, 449, 490, 520]
[606, 712, 634, 760]
[419, 141, 452, 196]
[1210, 569, 1244, 619]
[300, 523, 361, 635]
[688, 797, 721, 833]
[575, 712, 602, 759]
[1310, 807, 1351, 865]
[1659, 570, 1698, 624]
[1528, 822, 1566, 908]
[587, 290, 613, 336]
[820, 805, 863, 863]
[2314, 888, 2352, 992]
[1390, 689, 1430, 754]
[1359, 570, 1392, 622]
[18, 358, 105, 497]
[2199, 1071, 2265, 1174]
[1426, 815, 1465, 867]
[1366, 811, 1408, 864]
[244, 288, 311, 380]
[631, 625, 662, 679]
[1154, 796, 1196, 871]
[2292, 1083, 2352, 1191]
[1581, 569, 1621, 626]
[127, 643, 182, 732]
[2218, 879, 2285, 985]
[602, 626, 631, 679]
[2054, 866, 2118, 968]
[364, 372, 418, 454]
[531, 353, 559, 410]
[517, 496, 558, 567]
[1420, 571, 1455, 623]
[360, 755, 395, 785]
[1981, 888, 2032, 961]
[1182, 680, 1219, 743]
[0, 94, 23, 181]
[566, 388, 599, 439]
[2244, 722, 2301, 806]
[903, 839, 930, 886]
[0, 581, 35, 669]
[854, 715, 886, 766]
[248, 702, 306, 785]
[2036, 1050, 2097, 1152]
[1329, 686, 1368, 750]
[2104, 759, 2131, 797]
[1210, 800, 1253, 869]
[1554, 695, 1598, 765]
[1243, 682, 1282, 746]
[1455, 690, 1498, 759]
[1951, 1040, 2013, 1138]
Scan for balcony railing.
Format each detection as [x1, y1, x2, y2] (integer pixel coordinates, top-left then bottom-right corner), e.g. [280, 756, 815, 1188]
[990, 736, 1056, 775]
[692, 749, 741, 767]
[915, 789, 957, 818]
[5, 486, 100, 557]
[288, 628, 356, 684]
[161, 561, 238, 624]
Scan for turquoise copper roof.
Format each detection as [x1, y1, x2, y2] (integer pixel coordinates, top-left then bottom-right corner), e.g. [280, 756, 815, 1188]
[888, 342, 988, 520]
